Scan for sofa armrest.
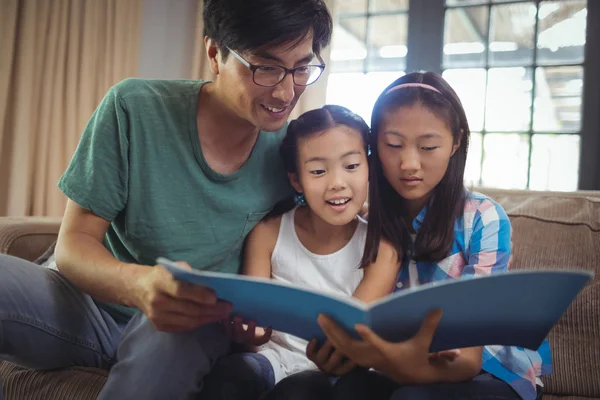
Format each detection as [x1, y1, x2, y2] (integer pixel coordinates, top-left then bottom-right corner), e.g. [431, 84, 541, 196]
[0, 217, 62, 262]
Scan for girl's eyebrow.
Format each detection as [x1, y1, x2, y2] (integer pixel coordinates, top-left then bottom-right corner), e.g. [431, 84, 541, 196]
[383, 130, 442, 139]
[341, 150, 362, 158]
[304, 150, 363, 164]
[305, 156, 326, 163]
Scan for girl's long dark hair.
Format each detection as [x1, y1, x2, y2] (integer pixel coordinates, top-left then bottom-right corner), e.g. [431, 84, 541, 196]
[361, 72, 470, 266]
[268, 104, 370, 218]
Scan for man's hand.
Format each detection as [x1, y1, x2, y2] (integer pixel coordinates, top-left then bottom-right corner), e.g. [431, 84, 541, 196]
[222, 316, 273, 347]
[132, 262, 232, 333]
[306, 339, 357, 376]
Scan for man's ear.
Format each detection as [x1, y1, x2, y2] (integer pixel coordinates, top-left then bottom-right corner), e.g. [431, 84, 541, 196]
[288, 172, 303, 194]
[205, 37, 220, 75]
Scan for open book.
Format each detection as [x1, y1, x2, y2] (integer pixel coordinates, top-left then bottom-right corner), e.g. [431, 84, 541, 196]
[158, 258, 592, 352]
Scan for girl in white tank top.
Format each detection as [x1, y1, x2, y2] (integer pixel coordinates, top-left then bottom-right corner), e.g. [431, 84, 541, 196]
[223, 105, 401, 392]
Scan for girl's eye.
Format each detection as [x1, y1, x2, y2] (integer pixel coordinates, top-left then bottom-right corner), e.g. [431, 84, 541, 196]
[386, 143, 402, 149]
[421, 146, 439, 151]
[310, 169, 326, 175]
[346, 163, 360, 170]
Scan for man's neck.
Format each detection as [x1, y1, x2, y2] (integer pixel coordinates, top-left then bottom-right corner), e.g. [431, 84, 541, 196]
[196, 83, 260, 174]
[197, 82, 259, 147]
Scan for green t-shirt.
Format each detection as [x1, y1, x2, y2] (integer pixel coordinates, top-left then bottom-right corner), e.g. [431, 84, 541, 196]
[58, 78, 293, 319]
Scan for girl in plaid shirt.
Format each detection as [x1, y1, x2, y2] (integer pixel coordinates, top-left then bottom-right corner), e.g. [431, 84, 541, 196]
[314, 72, 551, 400]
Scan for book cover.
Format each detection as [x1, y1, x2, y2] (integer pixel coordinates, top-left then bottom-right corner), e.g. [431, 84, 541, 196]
[157, 258, 593, 352]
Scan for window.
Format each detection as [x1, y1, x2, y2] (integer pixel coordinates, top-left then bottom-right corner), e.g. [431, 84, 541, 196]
[326, 0, 409, 123]
[325, 0, 599, 190]
[443, 0, 587, 191]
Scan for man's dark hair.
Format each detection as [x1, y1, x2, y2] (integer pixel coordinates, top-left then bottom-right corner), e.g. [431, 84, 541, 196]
[203, 0, 332, 59]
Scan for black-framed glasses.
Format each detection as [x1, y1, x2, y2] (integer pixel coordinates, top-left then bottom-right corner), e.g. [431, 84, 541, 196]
[227, 47, 326, 87]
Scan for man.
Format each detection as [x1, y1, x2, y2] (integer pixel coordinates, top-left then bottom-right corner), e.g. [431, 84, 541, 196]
[0, 0, 332, 398]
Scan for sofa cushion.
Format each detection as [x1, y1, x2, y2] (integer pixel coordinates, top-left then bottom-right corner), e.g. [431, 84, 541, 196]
[0, 361, 107, 400]
[0, 218, 61, 262]
[479, 189, 600, 398]
[32, 241, 56, 266]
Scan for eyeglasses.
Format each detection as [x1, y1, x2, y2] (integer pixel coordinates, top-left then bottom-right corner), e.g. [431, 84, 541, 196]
[227, 47, 326, 87]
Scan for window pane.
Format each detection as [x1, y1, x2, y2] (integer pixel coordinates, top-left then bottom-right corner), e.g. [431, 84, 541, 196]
[489, 2, 536, 67]
[443, 6, 489, 68]
[485, 67, 533, 131]
[337, 0, 368, 14]
[330, 18, 367, 72]
[481, 133, 530, 189]
[442, 68, 486, 131]
[446, 0, 488, 5]
[465, 132, 483, 187]
[537, 0, 587, 65]
[367, 14, 408, 71]
[326, 72, 404, 124]
[371, 0, 408, 12]
[529, 134, 580, 191]
[534, 66, 583, 132]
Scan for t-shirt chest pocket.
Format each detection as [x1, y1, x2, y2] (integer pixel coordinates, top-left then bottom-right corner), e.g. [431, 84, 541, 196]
[197, 209, 272, 268]
[228, 210, 271, 252]
[126, 209, 271, 269]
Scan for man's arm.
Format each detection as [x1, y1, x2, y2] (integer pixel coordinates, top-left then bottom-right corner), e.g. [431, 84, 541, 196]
[55, 200, 231, 332]
[55, 200, 149, 307]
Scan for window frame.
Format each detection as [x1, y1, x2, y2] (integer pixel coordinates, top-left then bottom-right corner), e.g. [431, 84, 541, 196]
[405, 0, 599, 190]
[332, 1, 410, 75]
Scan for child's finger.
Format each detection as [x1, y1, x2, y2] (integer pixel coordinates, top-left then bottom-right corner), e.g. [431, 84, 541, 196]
[355, 324, 388, 352]
[333, 359, 357, 376]
[246, 320, 257, 339]
[263, 326, 273, 339]
[436, 349, 461, 361]
[232, 316, 245, 342]
[314, 340, 335, 366]
[306, 339, 318, 361]
[322, 349, 345, 373]
[254, 326, 273, 346]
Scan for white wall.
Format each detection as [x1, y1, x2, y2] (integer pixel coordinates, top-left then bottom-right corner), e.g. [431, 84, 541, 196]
[138, 0, 198, 79]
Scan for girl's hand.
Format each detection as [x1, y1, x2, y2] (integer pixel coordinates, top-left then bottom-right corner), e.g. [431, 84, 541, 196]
[317, 309, 444, 385]
[306, 339, 357, 376]
[223, 316, 273, 347]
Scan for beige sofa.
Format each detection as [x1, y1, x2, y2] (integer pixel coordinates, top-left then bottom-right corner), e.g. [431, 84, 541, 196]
[1, 189, 599, 400]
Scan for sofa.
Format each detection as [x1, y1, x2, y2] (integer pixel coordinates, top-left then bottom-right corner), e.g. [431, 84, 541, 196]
[1, 188, 599, 400]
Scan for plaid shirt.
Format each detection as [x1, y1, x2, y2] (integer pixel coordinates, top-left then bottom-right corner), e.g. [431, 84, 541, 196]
[395, 191, 552, 400]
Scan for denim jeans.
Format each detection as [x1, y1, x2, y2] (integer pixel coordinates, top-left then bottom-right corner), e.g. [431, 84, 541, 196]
[0, 254, 232, 400]
[265, 370, 337, 400]
[204, 352, 338, 400]
[332, 369, 529, 400]
[200, 352, 275, 400]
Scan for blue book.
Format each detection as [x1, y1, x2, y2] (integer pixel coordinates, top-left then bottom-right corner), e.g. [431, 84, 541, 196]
[157, 258, 592, 352]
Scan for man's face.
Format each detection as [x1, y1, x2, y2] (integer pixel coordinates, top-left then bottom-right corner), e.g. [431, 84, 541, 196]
[215, 32, 316, 132]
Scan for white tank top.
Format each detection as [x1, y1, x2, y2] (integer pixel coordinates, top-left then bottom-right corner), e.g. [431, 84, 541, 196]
[258, 207, 367, 383]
